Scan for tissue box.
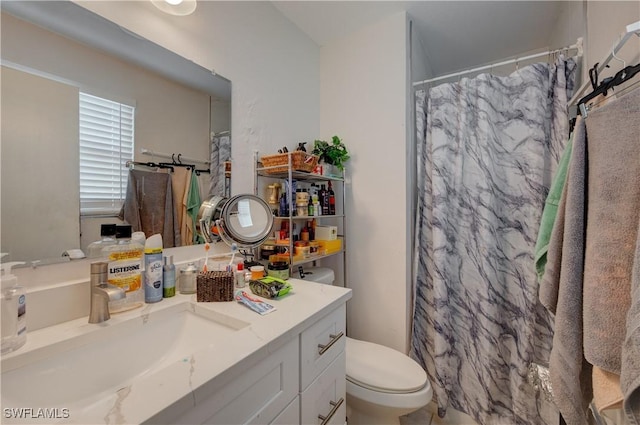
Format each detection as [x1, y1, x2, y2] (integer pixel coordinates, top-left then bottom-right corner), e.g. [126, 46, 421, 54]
[315, 225, 337, 241]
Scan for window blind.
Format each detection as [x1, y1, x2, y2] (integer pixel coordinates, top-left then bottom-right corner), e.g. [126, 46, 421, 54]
[79, 92, 134, 215]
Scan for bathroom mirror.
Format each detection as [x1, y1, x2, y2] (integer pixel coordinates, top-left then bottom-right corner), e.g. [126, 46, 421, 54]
[197, 195, 274, 250]
[0, 1, 231, 263]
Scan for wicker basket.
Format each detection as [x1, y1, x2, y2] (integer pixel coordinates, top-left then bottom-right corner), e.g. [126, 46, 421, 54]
[196, 271, 235, 302]
[260, 151, 319, 174]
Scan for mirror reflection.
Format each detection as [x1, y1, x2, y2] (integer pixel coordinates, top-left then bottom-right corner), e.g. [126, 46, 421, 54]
[1, 1, 232, 263]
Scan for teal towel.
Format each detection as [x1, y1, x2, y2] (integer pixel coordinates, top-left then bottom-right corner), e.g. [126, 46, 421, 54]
[535, 135, 573, 282]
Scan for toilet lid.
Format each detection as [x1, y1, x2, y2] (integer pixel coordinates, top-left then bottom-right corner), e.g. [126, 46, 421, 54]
[346, 337, 427, 394]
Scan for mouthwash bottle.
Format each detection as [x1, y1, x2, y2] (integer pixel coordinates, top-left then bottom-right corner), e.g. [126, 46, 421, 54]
[103, 224, 144, 313]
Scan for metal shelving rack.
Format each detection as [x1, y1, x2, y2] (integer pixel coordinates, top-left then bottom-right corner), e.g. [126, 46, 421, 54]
[254, 151, 347, 285]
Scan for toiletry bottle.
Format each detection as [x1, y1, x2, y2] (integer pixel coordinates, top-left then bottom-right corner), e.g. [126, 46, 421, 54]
[87, 224, 117, 259]
[1, 262, 27, 354]
[328, 181, 336, 215]
[243, 266, 252, 286]
[307, 194, 314, 216]
[163, 255, 176, 298]
[144, 234, 164, 303]
[235, 262, 246, 288]
[103, 224, 144, 313]
[318, 185, 327, 215]
[321, 184, 330, 215]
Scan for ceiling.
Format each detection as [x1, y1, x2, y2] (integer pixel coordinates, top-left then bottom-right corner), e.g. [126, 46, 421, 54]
[272, 1, 566, 78]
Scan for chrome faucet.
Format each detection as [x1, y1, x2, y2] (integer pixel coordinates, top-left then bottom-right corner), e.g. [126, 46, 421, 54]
[89, 262, 125, 324]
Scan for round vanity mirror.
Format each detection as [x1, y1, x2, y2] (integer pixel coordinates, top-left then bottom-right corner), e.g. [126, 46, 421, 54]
[197, 194, 274, 249]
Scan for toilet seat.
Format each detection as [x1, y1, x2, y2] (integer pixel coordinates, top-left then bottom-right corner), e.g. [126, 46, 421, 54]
[346, 337, 427, 394]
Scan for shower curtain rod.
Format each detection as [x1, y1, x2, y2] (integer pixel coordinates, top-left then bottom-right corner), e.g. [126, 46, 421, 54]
[140, 148, 210, 165]
[568, 20, 640, 107]
[413, 38, 583, 86]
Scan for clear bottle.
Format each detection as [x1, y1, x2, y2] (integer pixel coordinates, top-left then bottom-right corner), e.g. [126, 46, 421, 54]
[87, 224, 117, 259]
[163, 255, 176, 298]
[1, 262, 27, 354]
[103, 224, 144, 313]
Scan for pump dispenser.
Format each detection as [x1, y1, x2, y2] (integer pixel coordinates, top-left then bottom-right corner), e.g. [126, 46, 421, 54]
[1, 262, 27, 354]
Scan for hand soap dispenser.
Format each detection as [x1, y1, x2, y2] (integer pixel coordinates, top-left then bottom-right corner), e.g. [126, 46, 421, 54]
[1, 262, 27, 354]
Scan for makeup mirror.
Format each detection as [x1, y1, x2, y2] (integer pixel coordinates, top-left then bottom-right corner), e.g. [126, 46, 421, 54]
[197, 195, 274, 250]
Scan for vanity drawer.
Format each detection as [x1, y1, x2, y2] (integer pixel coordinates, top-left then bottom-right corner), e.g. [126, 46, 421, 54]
[300, 351, 346, 425]
[270, 395, 300, 424]
[300, 304, 346, 390]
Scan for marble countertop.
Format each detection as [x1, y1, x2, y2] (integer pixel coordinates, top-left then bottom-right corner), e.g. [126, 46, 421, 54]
[1, 279, 351, 424]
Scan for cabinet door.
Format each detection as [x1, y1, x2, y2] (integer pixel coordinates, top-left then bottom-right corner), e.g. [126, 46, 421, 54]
[174, 336, 299, 425]
[300, 304, 346, 390]
[300, 351, 346, 425]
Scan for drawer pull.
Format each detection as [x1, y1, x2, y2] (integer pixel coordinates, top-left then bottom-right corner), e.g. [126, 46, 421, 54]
[317, 398, 344, 425]
[317, 332, 344, 355]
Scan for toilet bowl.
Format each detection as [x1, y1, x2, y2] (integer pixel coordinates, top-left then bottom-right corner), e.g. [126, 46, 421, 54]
[300, 267, 432, 425]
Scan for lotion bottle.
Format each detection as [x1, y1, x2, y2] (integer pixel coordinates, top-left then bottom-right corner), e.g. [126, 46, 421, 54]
[1, 262, 27, 354]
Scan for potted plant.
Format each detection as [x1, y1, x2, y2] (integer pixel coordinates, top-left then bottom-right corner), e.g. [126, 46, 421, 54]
[312, 136, 350, 176]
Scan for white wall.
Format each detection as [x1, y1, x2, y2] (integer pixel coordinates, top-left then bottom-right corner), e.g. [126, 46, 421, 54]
[320, 11, 410, 353]
[586, 2, 640, 83]
[76, 1, 321, 194]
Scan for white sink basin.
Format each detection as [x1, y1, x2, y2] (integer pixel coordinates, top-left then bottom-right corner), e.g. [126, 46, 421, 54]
[1, 302, 249, 408]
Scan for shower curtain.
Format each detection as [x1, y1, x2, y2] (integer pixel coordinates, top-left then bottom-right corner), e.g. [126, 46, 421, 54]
[209, 133, 231, 197]
[410, 57, 577, 425]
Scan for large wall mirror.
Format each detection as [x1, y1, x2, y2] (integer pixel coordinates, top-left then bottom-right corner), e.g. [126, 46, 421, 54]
[1, 1, 232, 263]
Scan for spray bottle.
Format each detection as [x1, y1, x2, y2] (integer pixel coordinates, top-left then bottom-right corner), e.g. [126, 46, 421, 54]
[1, 262, 27, 354]
[144, 234, 164, 303]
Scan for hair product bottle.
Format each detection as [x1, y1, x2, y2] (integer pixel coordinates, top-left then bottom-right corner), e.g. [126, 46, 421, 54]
[163, 255, 176, 298]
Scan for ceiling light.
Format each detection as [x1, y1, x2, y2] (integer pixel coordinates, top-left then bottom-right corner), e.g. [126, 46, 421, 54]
[151, 0, 197, 16]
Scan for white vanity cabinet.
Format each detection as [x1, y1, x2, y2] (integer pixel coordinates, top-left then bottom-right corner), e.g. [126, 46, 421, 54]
[163, 303, 347, 425]
[300, 304, 347, 425]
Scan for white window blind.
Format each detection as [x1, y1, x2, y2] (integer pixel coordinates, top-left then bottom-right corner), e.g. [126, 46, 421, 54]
[79, 92, 134, 215]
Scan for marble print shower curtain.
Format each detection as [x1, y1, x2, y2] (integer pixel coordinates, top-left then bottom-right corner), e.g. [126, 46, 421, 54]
[410, 57, 576, 425]
[209, 133, 231, 197]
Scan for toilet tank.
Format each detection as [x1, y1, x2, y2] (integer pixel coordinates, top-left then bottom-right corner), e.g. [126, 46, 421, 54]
[297, 266, 334, 285]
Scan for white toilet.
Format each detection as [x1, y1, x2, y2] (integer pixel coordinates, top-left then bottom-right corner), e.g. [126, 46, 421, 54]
[300, 267, 433, 425]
